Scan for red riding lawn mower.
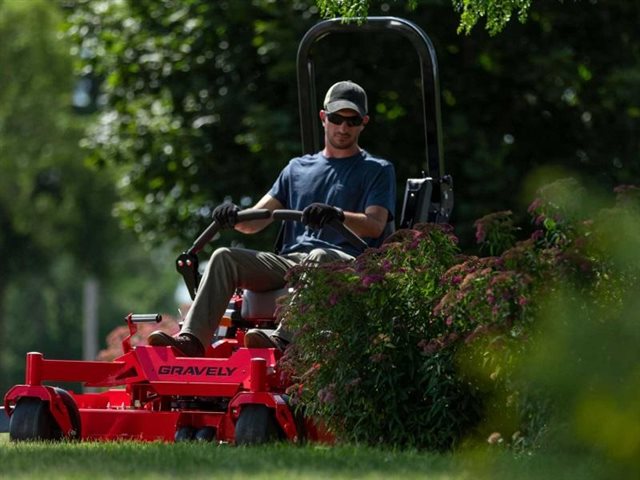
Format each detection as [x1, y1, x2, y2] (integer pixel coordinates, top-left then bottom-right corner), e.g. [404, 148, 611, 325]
[2, 17, 453, 444]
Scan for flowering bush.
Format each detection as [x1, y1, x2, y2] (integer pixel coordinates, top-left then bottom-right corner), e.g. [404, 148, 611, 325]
[279, 179, 640, 451]
[279, 223, 474, 449]
[280, 220, 550, 449]
[473, 210, 517, 256]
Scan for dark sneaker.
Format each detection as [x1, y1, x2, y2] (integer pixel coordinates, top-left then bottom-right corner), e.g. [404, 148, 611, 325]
[244, 329, 289, 352]
[147, 331, 205, 357]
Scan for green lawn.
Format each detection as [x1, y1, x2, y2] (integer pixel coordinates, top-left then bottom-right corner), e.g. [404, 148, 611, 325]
[0, 433, 610, 480]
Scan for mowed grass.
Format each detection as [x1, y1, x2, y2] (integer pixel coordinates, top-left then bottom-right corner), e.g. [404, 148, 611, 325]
[0, 433, 609, 480]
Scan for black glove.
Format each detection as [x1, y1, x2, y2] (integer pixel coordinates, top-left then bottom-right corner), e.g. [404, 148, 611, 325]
[212, 202, 240, 229]
[302, 203, 345, 229]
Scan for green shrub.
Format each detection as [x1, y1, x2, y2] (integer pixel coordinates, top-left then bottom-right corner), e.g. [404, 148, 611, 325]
[280, 179, 640, 456]
[520, 183, 640, 477]
[279, 220, 549, 449]
[280, 224, 477, 449]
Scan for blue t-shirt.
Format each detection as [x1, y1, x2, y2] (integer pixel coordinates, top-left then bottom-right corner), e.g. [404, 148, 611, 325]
[269, 150, 396, 256]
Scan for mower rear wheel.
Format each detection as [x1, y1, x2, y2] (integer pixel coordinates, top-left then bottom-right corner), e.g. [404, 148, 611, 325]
[235, 405, 281, 446]
[9, 397, 62, 441]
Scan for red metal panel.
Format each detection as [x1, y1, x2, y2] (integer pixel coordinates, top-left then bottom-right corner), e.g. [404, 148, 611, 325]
[79, 409, 179, 441]
[24, 352, 131, 386]
[72, 390, 132, 409]
[149, 382, 241, 397]
[79, 409, 238, 442]
[42, 359, 129, 383]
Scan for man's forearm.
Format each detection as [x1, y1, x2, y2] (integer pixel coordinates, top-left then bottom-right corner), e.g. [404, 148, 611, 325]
[343, 210, 387, 239]
[234, 193, 283, 234]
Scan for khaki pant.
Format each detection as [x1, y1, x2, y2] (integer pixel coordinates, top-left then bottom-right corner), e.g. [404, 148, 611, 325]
[181, 247, 354, 346]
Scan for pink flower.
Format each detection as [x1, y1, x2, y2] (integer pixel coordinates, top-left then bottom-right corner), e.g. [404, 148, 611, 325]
[362, 274, 384, 287]
[408, 238, 422, 250]
[419, 338, 443, 355]
[317, 384, 336, 404]
[527, 198, 542, 214]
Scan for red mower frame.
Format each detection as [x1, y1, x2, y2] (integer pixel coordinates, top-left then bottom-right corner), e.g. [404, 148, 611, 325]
[5, 210, 342, 444]
[4, 318, 298, 442]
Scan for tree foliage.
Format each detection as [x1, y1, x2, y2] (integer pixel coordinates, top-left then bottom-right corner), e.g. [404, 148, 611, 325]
[0, 0, 126, 283]
[452, 0, 532, 34]
[0, 0, 178, 393]
[0, 0, 85, 388]
[316, 0, 533, 35]
[65, 0, 314, 249]
[64, 0, 640, 251]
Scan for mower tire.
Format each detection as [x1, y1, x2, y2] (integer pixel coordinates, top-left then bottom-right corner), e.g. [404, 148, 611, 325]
[9, 388, 81, 442]
[10, 397, 59, 441]
[195, 426, 216, 442]
[235, 404, 281, 446]
[175, 426, 195, 442]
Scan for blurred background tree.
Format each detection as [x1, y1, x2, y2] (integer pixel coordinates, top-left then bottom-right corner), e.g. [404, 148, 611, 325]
[0, 0, 177, 394]
[64, 0, 639, 250]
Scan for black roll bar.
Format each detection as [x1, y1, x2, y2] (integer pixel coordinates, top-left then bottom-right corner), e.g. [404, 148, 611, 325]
[296, 16, 444, 179]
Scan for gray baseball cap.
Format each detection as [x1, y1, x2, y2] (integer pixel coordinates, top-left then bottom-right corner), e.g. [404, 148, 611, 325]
[323, 81, 368, 117]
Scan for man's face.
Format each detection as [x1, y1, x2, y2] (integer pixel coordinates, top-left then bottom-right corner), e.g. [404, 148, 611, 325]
[321, 108, 369, 151]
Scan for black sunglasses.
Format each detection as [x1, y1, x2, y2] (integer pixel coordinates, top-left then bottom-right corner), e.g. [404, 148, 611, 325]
[326, 112, 364, 127]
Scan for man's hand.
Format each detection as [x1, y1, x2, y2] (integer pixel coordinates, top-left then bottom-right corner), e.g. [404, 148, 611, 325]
[212, 202, 240, 229]
[302, 203, 345, 229]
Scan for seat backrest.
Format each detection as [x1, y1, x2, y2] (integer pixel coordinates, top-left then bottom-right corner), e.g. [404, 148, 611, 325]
[241, 288, 290, 320]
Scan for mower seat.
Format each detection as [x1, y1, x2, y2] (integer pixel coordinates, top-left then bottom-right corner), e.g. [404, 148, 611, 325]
[241, 288, 289, 320]
[216, 288, 289, 340]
